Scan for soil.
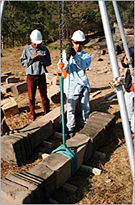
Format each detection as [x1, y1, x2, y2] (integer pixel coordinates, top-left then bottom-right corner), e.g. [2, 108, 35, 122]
[1, 37, 134, 204]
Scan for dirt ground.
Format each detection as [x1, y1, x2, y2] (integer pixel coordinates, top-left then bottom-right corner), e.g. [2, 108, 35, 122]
[1, 38, 134, 204]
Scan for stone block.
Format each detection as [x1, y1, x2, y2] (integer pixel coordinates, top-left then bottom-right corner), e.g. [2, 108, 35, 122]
[48, 85, 60, 103]
[1, 75, 8, 82]
[5, 172, 45, 203]
[44, 104, 67, 132]
[1, 97, 19, 118]
[10, 132, 27, 164]
[28, 161, 56, 199]
[1, 178, 32, 204]
[6, 76, 20, 83]
[1, 131, 33, 166]
[46, 73, 59, 85]
[1, 135, 18, 164]
[43, 153, 71, 189]
[11, 81, 27, 94]
[21, 119, 54, 151]
[1, 83, 15, 93]
[80, 111, 115, 162]
[13, 131, 32, 162]
[52, 75, 60, 85]
[3, 71, 12, 76]
[66, 133, 90, 169]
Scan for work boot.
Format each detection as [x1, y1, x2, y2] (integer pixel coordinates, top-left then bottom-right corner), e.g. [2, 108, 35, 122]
[67, 130, 75, 139]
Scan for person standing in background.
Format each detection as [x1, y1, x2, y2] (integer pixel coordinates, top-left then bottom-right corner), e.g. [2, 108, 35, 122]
[20, 29, 51, 122]
[121, 46, 134, 134]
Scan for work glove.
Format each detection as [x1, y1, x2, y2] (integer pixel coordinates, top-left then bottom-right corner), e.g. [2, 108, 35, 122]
[66, 45, 76, 61]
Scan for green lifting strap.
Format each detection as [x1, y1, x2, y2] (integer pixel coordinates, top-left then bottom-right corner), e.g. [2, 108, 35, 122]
[51, 76, 77, 176]
[52, 144, 77, 176]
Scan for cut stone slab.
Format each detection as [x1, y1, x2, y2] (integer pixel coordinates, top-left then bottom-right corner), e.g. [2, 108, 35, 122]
[43, 153, 71, 189]
[1, 178, 32, 204]
[46, 73, 59, 85]
[14, 131, 32, 162]
[80, 111, 115, 162]
[66, 133, 90, 169]
[21, 119, 54, 152]
[1, 83, 15, 93]
[43, 104, 67, 132]
[28, 161, 56, 199]
[5, 172, 46, 204]
[1, 135, 19, 164]
[6, 76, 20, 83]
[1, 75, 8, 82]
[3, 71, 12, 76]
[11, 81, 27, 94]
[1, 97, 19, 118]
[48, 85, 61, 103]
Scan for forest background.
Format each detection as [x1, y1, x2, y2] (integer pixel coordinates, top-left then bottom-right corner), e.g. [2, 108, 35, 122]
[1, 1, 134, 49]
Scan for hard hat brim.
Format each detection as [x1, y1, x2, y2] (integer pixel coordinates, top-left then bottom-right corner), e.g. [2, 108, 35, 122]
[31, 39, 42, 44]
[72, 39, 85, 42]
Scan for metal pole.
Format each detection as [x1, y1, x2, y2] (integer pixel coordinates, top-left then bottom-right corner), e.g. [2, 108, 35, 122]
[98, 0, 134, 186]
[112, 2, 135, 203]
[112, 1, 133, 78]
[1, 1, 6, 26]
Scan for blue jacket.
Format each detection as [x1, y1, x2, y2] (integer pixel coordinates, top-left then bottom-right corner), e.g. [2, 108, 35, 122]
[20, 44, 51, 75]
[58, 50, 91, 95]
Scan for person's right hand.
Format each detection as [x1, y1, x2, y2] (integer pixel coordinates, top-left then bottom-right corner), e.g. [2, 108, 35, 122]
[32, 53, 38, 58]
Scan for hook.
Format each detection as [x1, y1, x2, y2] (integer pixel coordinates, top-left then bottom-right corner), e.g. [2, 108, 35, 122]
[56, 62, 67, 79]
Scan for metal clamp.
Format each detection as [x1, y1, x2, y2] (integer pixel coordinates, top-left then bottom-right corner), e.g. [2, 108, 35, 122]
[109, 77, 125, 88]
[128, 59, 133, 65]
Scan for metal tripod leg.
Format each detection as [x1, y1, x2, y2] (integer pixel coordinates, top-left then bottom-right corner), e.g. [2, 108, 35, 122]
[1, 1, 6, 26]
[98, 1, 134, 203]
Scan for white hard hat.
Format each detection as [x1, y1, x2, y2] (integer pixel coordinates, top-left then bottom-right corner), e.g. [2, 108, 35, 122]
[71, 30, 86, 42]
[30, 29, 42, 44]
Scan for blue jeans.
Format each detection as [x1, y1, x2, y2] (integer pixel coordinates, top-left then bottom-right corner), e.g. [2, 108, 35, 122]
[66, 87, 90, 132]
[124, 91, 134, 132]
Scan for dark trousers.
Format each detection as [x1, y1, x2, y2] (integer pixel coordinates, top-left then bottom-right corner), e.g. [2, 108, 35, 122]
[27, 74, 50, 117]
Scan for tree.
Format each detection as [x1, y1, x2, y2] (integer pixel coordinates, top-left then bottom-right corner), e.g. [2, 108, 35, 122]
[1, 1, 134, 48]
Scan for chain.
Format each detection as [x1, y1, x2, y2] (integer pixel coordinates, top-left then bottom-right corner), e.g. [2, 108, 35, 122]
[58, 1, 64, 63]
[58, 1, 65, 124]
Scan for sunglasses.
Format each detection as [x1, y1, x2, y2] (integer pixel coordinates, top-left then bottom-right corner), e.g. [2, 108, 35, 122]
[73, 41, 83, 45]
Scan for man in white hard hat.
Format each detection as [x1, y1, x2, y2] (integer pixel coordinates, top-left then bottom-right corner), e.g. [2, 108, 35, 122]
[58, 30, 92, 138]
[20, 29, 51, 122]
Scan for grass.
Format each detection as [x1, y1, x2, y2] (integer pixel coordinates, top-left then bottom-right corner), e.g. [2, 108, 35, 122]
[48, 44, 68, 50]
